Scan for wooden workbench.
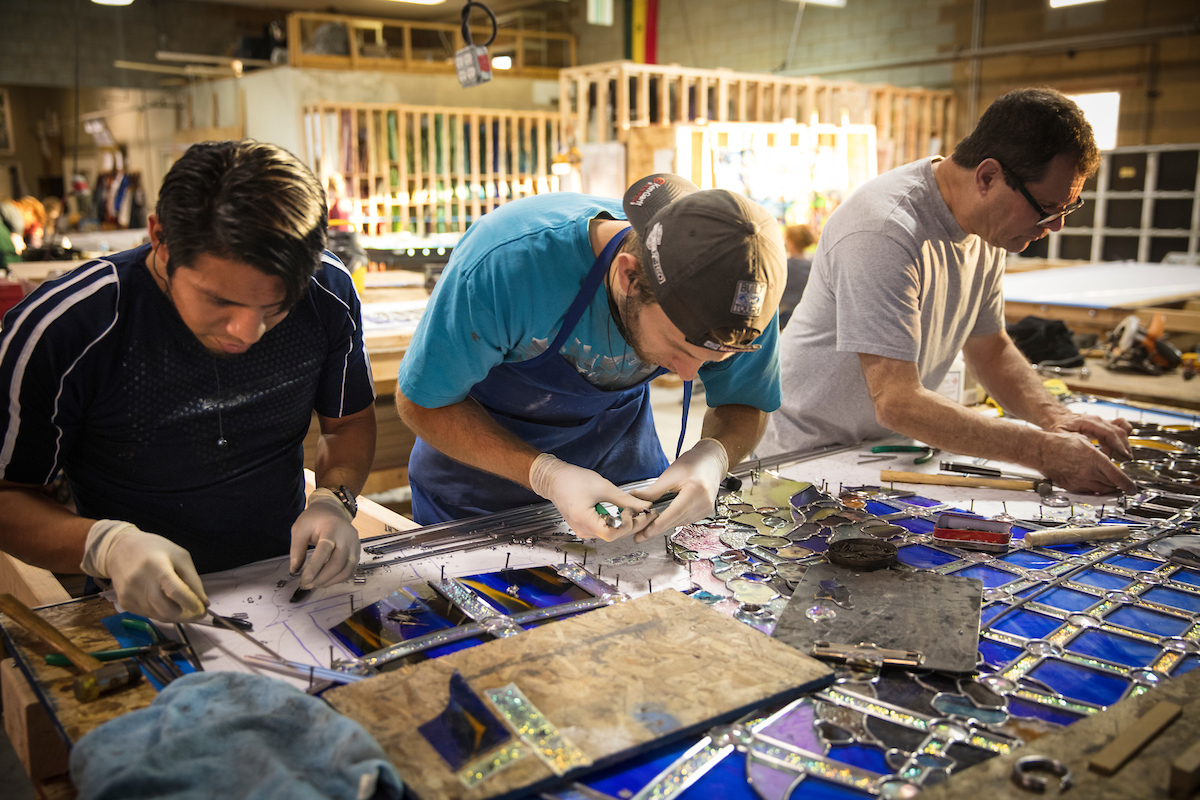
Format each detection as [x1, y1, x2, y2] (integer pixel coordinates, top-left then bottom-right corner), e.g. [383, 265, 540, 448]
[1062, 361, 1200, 412]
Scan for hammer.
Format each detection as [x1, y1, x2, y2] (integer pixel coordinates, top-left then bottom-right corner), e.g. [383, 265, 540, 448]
[0, 593, 142, 702]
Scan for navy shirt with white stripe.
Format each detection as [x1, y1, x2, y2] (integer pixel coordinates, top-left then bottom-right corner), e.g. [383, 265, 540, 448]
[0, 244, 375, 574]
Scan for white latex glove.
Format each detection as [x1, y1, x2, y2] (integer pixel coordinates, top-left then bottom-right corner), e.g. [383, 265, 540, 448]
[81, 520, 209, 623]
[529, 453, 656, 542]
[630, 438, 728, 543]
[290, 489, 361, 590]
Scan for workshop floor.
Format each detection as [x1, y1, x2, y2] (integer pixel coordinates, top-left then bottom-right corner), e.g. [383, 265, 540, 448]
[1, 727, 34, 800]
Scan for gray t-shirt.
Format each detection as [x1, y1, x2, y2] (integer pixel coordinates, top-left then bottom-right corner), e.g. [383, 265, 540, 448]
[758, 157, 1006, 456]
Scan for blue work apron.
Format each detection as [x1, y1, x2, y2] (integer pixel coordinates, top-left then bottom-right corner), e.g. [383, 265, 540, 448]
[409, 227, 681, 524]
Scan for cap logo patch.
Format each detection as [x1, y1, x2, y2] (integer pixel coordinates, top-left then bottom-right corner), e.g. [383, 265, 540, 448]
[629, 176, 666, 207]
[731, 280, 766, 316]
[646, 222, 666, 283]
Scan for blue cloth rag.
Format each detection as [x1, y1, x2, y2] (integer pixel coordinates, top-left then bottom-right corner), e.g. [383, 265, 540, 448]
[69, 671, 404, 800]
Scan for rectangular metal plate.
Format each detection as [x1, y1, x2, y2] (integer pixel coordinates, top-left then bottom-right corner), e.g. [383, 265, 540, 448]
[772, 563, 984, 673]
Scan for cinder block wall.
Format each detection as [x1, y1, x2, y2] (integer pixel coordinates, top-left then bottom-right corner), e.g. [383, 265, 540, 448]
[0, 0, 281, 90]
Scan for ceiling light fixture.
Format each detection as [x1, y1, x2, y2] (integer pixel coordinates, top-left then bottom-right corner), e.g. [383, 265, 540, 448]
[383, 0, 447, 5]
[1049, 0, 1104, 7]
[91, 0, 134, 5]
[492, 55, 512, 70]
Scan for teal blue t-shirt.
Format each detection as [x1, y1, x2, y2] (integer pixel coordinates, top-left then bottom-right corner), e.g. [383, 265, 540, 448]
[396, 193, 782, 412]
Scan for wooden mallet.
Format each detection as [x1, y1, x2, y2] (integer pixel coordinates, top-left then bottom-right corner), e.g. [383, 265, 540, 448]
[0, 593, 142, 702]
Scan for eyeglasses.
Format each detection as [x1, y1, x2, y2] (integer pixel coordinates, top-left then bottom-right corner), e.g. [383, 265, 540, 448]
[993, 159, 1085, 227]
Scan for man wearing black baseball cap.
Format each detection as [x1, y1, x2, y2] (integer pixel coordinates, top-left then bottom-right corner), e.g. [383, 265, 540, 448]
[395, 174, 785, 541]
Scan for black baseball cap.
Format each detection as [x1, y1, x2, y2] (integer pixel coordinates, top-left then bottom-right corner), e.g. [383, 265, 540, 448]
[622, 174, 785, 352]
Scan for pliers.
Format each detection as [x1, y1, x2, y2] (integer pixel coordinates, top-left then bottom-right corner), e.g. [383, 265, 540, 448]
[870, 445, 939, 465]
[43, 619, 180, 668]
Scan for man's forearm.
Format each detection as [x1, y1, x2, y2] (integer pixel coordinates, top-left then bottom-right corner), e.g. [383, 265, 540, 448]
[396, 390, 542, 488]
[315, 406, 378, 497]
[700, 404, 768, 466]
[0, 485, 92, 573]
[965, 335, 1068, 430]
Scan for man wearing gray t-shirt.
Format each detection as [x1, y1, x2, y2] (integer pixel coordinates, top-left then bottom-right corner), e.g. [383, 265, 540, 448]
[760, 88, 1134, 495]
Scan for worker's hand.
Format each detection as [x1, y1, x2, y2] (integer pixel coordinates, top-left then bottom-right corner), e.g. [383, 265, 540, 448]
[629, 438, 728, 543]
[529, 453, 655, 542]
[80, 520, 209, 623]
[1046, 413, 1133, 461]
[290, 489, 361, 590]
[1035, 431, 1136, 495]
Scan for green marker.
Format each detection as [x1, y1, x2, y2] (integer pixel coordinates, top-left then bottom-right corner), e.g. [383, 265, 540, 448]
[595, 502, 623, 528]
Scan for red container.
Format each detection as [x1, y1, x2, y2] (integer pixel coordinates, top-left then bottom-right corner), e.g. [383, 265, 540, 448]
[0, 279, 25, 320]
[932, 512, 1013, 552]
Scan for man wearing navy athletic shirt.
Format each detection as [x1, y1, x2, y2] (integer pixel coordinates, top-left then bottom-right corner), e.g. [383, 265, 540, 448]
[0, 140, 376, 622]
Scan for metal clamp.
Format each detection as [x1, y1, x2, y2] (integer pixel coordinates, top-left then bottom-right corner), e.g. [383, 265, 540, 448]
[811, 641, 923, 668]
[1012, 755, 1072, 793]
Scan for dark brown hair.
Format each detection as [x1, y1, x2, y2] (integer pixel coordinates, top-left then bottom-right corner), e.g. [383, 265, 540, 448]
[951, 88, 1100, 186]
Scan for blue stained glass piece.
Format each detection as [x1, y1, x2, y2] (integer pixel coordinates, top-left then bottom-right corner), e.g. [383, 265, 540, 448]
[1068, 629, 1160, 668]
[900, 495, 945, 508]
[678, 751, 763, 800]
[1016, 584, 1044, 598]
[979, 638, 1024, 668]
[1039, 587, 1101, 613]
[992, 610, 1063, 639]
[1106, 605, 1190, 636]
[1073, 569, 1135, 591]
[865, 501, 900, 515]
[585, 737, 694, 797]
[981, 604, 1009, 625]
[1006, 695, 1084, 726]
[1042, 543, 1095, 556]
[830, 744, 891, 773]
[1105, 555, 1160, 572]
[952, 564, 1019, 589]
[1000, 550, 1058, 568]
[802, 538, 829, 554]
[1030, 660, 1129, 707]
[898, 544, 959, 569]
[1143, 587, 1200, 614]
[1170, 568, 1200, 588]
[944, 508, 982, 517]
[894, 517, 936, 534]
[1174, 655, 1200, 676]
[1011, 525, 1036, 536]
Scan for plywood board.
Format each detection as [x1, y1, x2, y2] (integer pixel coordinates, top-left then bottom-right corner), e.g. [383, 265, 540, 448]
[325, 589, 834, 800]
[0, 596, 158, 745]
